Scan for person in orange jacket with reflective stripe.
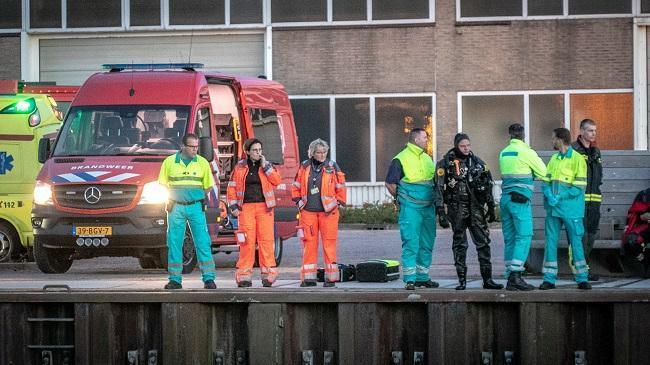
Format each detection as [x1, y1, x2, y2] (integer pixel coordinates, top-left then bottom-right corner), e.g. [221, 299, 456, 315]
[291, 138, 346, 287]
[227, 139, 282, 287]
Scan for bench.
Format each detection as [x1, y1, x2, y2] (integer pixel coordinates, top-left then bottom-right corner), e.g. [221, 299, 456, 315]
[527, 150, 650, 276]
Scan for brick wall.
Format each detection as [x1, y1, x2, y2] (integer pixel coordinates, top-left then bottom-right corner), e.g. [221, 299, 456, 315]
[273, 0, 633, 157]
[0, 35, 20, 80]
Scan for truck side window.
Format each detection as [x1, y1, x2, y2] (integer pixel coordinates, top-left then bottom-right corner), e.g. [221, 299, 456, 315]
[194, 107, 211, 138]
[250, 108, 284, 165]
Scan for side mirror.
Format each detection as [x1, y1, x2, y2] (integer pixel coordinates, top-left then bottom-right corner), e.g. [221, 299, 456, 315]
[198, 136, 214, 162]
[38, 138, 51, 164]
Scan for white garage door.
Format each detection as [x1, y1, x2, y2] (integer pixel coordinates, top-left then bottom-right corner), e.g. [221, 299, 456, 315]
[39, 33, 265, 85]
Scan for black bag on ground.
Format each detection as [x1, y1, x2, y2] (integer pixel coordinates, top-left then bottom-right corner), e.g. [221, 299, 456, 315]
[356, 259, 401, 282]
[317, 264, 356, 282]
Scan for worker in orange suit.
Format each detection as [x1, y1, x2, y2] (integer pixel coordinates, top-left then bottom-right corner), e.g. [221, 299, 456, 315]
[227, 138, 282, 287]
[292, 138, 347, 287]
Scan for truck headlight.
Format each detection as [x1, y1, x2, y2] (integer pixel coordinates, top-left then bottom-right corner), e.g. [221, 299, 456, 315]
[33, 181, 53, 205]
[138, 181, 169, 205]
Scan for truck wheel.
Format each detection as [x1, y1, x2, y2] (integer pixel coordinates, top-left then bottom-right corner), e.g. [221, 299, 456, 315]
[0, 222, 20, 263]
[254, 236, 283, 267]
[33, 237, 73, 274]
[158, 229, 198, 274]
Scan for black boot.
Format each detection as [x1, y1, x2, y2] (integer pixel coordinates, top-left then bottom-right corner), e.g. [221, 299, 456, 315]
[506, 272, 534, 291]
[455, 270, 466, 290]
[480, 267, 504, 290]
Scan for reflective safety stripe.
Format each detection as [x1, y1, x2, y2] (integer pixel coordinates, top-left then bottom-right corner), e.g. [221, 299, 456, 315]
[325, 263, 338, 270]
[403, 267, 416, 275]
[169, 176, 204, 182]
[416, 265, 429, 274]
[511, 259, 524, 266]
[236, 192, 244, 196]
[585, 193, 602, 202]
[323, 200, 338, 211]
[542, 267, 558, 274]
[228, 200, 238, 206]
[502, 173, 533, 179]
[302, 264, 317, 270]
[545, 261, 558, 266]
[264, 191, 274, 197]
[227, 181, 237, 187]
[335, 183, 345, 189]
[574, 260, 587, 267]
[575, 267, 589, 274]
[293, 181, 301, 188]
[267, 199, 277, 207]
[303, 272, 317, 279]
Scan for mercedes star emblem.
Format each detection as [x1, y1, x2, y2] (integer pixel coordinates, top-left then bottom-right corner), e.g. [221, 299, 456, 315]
[84, 186, 102, 204]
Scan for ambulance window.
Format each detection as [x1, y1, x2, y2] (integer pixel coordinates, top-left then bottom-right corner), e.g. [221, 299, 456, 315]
[250, 108, 284, 165]
[194, 107, 212, 138]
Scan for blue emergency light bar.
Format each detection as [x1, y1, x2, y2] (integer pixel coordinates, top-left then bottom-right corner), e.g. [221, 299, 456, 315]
[102, 63, 204, 72]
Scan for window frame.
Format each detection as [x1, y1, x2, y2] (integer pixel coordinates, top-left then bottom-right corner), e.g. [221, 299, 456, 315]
[290, 92, 436, 184]
[456, 0, 636, 22]
[456, 88, 635, 148]
[271, 0, 435, 27]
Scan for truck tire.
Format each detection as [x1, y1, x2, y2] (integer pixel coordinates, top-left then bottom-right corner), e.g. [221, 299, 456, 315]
[0, 221, 21, 263]
[33, 237, 73, 274]
[158, 228, 198, 274]
[254, 236, 283, 267]
[138, 256, 158, 269]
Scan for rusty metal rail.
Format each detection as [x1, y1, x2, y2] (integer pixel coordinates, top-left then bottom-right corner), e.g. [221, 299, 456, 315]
[1, 290, 649, 364]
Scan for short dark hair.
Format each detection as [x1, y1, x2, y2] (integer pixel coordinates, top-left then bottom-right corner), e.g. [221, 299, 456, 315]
[579, 119, 596, 130]
[244, 138, 263, 152]
[182, 133, 198, 145]
[508, 123, 525, 140]
[408, 128, 427, 143]
[553, 128, 572, 145]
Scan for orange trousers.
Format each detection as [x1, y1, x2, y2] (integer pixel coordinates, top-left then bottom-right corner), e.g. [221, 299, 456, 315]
[299, 209, 340, 282]
[236, 202, 278, 283]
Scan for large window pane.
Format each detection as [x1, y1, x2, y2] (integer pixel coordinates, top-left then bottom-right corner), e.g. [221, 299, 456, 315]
[529, 94, 564, 151]
[30, 0, 61, 28]
[460, 0, 522, 17]
[333, 0, 366, 21]
[336, 98, 370, 182]
[251, 109, 284, 164]
[570, 93, 633, 150]
[271, 0, 326, 22]
[231, 0, 263, 23]
[568, 0, 631, 15]
[462, 95, 524, 179]
[67, 0, 121, 28]
[130, 0, 161, 26]
[376, 97, 432, 180]
[291, 99, 330, 162]
[170, 0, 224, 25]
[0, 0, 21, 28]
[528, 0, 563, 16]
[372, 0, 429, 20]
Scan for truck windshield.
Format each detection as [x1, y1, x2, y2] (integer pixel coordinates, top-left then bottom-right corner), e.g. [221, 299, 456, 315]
[53, 106, 190, 156]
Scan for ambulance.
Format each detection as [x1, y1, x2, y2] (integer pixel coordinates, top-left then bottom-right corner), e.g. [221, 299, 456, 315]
[0, 81, 77, 262]
[32, 64, 299, 273]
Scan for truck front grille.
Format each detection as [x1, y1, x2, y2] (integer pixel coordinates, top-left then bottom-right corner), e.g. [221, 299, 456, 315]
[54, 184, 138, 209]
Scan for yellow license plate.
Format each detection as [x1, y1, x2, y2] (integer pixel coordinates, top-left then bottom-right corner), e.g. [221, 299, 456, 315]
[75, 226, 112, 237]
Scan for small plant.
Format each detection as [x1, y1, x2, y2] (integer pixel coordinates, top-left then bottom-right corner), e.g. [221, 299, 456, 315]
[340, 202, 398, 224]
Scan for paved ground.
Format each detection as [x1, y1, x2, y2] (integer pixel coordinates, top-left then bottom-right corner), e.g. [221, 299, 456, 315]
[1, 229, 649, 291]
